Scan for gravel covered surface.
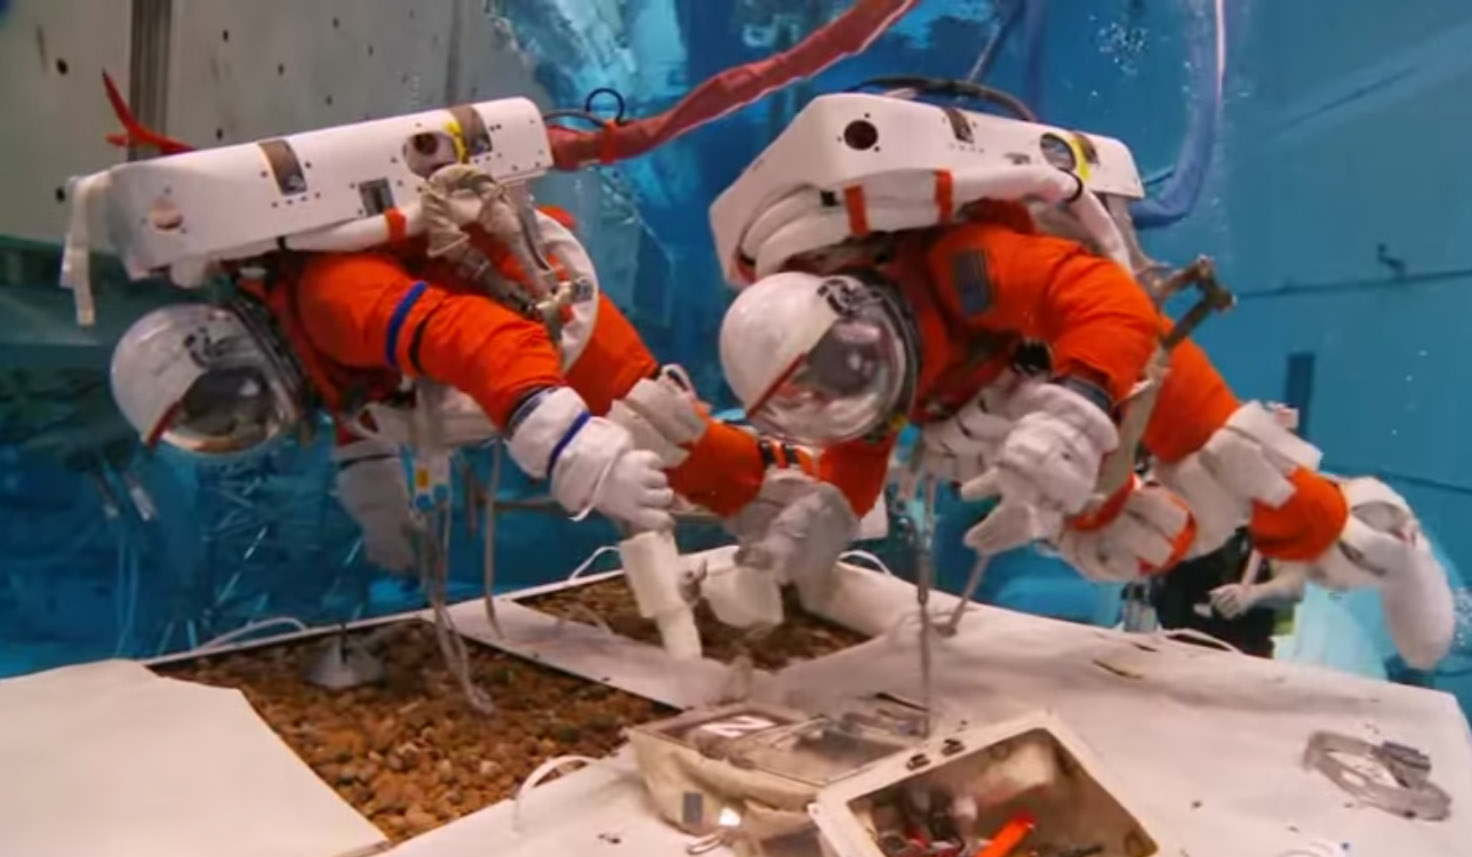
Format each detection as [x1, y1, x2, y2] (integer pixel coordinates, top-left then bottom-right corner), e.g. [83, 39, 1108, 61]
[519, 576, 868, 670]
[154, 578, 868, 843]
[157, 621, 670, 842]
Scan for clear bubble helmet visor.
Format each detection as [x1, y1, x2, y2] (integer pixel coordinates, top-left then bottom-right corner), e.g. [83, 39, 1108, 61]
[746, 286, 908, 446]
[110, 303, 305, 457]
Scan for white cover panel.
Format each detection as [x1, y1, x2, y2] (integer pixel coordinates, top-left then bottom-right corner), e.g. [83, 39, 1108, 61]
[0, 660, 385, 857]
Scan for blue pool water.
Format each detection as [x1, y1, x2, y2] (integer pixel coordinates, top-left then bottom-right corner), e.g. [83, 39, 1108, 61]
[2, 0, 1469, 719]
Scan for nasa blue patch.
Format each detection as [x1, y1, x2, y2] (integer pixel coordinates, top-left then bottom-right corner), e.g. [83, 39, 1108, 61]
[951, 250, 993, 318]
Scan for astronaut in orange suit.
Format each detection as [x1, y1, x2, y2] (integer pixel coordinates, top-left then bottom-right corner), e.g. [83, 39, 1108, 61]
[110, 202, 815, 591]
[718, 199, 1455, 669]
[281, 209, 817, 573]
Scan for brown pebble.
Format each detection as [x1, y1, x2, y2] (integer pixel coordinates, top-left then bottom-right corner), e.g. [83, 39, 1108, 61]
[325, 729, 366, 762]
[395, 742, 421, 768]
[369, 718, 397, 753]
[153, 616, 682, 843]
[404, 805, 436, 831]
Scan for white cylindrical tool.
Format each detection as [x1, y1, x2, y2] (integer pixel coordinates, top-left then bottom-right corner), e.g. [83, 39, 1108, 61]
[620, 529, 703, 660]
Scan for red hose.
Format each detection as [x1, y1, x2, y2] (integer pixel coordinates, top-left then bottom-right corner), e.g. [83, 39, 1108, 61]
[547, 0, 919, 169]
[101, 71, 195, 156]
[99, 0, 919, 169]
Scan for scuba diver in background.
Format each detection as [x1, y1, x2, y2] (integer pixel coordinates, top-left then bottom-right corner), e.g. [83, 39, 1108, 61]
[1150, 527, 1303, 658]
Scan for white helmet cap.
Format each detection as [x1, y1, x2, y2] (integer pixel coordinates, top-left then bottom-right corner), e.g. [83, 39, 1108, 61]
[110, 303, 306, 457]
[719, 271, 909, 446]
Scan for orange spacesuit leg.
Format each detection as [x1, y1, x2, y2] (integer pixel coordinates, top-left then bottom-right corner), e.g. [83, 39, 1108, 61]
[296, 252, 564, 427]
[1142, 331, 1347, 562]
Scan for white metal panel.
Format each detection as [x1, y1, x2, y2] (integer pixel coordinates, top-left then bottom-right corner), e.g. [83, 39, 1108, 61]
[760, 605, 1472, 857]
[164, 0, 456, 146]
[102, 97, 550, 272]
[0, 0, 132, 244]
[384, 748, 729, 857]
[0, 660, 387, 857]
[445, 597, 756, 710]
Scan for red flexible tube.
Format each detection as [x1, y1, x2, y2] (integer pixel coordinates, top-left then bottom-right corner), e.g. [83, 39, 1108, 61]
[547, 0, 920, 169]
[101, 71, 195, 155]
[99, 0, 919, 169]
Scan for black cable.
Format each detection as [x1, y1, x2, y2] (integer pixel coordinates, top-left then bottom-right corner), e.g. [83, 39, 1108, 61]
[541, 108, 610, 128]
[582, 87, 627, 124]
[545, 86, 632, 130]
[849, 75, 1038, 122]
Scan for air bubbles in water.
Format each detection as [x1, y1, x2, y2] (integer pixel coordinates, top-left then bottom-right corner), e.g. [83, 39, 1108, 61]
[1097, 20, 1149, 77]
[1452, 589, 1472, 654]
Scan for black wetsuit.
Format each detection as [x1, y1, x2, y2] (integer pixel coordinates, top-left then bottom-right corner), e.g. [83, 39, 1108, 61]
[1150, 528, 1279, 658]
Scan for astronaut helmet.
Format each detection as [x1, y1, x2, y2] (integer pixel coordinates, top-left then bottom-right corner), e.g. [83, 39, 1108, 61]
[110, 302, 307, 458]
[719, 270, 912, 446]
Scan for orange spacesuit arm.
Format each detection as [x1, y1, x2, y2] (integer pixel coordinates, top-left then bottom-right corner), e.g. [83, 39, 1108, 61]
[565, 295, 661, 415]
[1142, 332, 1347, 561]
[925, 223, 1158, 404]
[296, 253, 564, 427]
[566, 295, 811, 517]
[676, 425, 811, 517]
[818, 433, 898, 517]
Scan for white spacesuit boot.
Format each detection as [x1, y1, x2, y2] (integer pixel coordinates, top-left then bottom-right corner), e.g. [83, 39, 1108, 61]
[1282, 477, 1456, 670]
[1157, 403, 1454, 669]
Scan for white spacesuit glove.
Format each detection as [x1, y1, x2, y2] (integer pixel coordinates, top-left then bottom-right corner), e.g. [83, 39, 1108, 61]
[915, 382, 1015, 487]
[728, 470, 858, 604]
[1153, 401, 1323, 556]
[960, 380, 1119, 553]
[1280, 477, 1455, 669]
[332, 438, 416, 574]
[1054, 479, 1195, 582]
[606, 365, 708, 468]
[506, 387, 674, 532]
